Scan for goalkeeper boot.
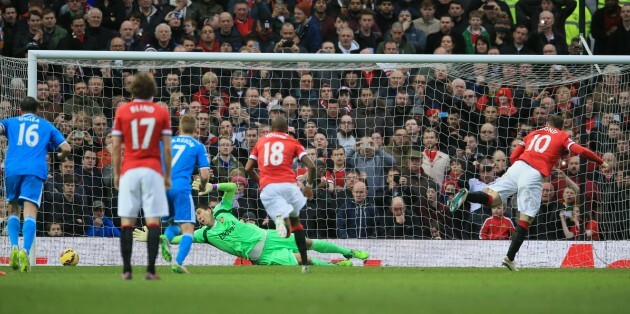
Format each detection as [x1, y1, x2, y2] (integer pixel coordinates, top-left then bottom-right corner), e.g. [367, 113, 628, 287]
[301, 265, 310, 274]
[159, 235, 172, 262]
[336, 260, 353, 267]
[274, 215, 288, 238]
[9, 246, 19, 270]
[18, 249, 30, 273]
[501, 256, 519, 272]
[121, 272, 132, 280]
[344, 250, 369, 260]
[171, 262, 189, 274]
[448, 188, 468, 213]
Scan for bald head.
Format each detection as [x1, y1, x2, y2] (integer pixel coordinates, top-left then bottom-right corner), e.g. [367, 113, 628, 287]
[271, 116, 288, 133]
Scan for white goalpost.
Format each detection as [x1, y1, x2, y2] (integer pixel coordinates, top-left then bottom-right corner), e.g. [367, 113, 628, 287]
[0, 50, 628, 268]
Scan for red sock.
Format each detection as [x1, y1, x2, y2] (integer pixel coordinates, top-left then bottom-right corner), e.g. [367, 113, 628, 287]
[147, 222, 160, 228]
[517, 220, 530, 230]
[486, 194, 494, 206]
[290, 224, 304, 233]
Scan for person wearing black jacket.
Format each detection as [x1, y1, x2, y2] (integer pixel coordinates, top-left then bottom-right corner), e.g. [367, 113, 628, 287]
[383, 196, 426, 239]
[12, 10, 48, 58]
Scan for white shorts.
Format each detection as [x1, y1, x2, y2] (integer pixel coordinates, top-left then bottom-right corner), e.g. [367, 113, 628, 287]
[488, 161, 543, 218]
[118, 168, 169, 218]
[259, 183, 307, 219]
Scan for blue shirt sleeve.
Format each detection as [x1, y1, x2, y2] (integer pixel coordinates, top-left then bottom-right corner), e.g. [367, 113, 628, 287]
[48, 121, 67, 148]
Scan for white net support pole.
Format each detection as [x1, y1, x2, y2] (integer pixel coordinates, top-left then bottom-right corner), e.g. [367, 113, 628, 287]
[27, 50, 630, 65]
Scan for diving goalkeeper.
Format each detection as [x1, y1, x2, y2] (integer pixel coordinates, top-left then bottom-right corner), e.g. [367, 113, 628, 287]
[134, 182, 369, 266]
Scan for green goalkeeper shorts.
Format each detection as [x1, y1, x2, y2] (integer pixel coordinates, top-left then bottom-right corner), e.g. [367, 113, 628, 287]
[256, 231, 299, 266]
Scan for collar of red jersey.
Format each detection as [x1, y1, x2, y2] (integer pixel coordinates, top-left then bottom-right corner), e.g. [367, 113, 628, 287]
[133, 98, 154, 102]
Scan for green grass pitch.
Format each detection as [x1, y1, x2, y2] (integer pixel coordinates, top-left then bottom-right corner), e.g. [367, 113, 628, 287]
[1, 266, 629, 314]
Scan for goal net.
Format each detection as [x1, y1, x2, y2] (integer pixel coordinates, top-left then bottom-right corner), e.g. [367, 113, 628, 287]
[1, 52, 629, 268]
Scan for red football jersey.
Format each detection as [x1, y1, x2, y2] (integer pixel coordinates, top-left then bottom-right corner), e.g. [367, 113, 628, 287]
[326, 169, 346, 188]
[516, 127, 574, 177]
[480, 216, 515, 240]
[112, 100, 172, 175]
[249, 132, 307, 190]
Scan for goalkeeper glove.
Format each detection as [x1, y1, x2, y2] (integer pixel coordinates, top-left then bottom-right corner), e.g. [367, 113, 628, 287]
[132, 226, 148, 242]
[192, 178, 213, 196]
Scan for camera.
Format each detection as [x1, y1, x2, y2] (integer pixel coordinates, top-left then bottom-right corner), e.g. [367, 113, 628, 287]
[540, 20, 546, 25]
[481, 165, 494, 172]
[483, 5, 494, 10]
[172, 11, 183, 19]
[563, 211, 573, 217]
[393, 174, 401, 184]
[282, 40, 294, 48]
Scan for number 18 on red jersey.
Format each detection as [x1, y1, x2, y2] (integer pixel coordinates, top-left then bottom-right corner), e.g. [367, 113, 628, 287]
[249, 132, 307, 190]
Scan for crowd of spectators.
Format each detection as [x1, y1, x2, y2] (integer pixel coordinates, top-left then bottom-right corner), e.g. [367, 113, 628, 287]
[0, 0, 629, 241]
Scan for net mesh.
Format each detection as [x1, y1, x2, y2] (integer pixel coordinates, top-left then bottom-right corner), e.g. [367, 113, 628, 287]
[1, 54, 630, 266]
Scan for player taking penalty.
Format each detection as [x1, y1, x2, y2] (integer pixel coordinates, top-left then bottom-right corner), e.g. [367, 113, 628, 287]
[161, 114, 210, 274]
[1, 97, 71, 273]
[449, 115, 609, 271]
[245, 116, 317, 273]
[134, 182, 369, 266]
[112, 72, 173, 280]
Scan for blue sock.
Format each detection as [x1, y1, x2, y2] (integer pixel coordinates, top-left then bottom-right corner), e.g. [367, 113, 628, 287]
[7, 215, 20, 248]
[22, 216, 36, 255]
[176, 234, 193, 265]
[164, 225, 181, 243]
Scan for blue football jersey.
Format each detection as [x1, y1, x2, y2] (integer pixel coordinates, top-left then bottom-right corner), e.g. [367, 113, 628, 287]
[170, 135, 210, 190]
[0, 114, 66, 180]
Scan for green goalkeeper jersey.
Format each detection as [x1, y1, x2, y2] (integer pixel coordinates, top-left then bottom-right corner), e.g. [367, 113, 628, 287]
[192, 183, 267, 260]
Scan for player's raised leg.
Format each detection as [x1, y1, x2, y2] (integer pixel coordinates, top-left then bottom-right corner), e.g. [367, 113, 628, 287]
[449, 187, 502, 213]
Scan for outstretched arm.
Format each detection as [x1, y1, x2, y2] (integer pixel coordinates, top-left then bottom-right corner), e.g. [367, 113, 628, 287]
[134, 227, 203, 243]
[568, 143, 608, 171]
